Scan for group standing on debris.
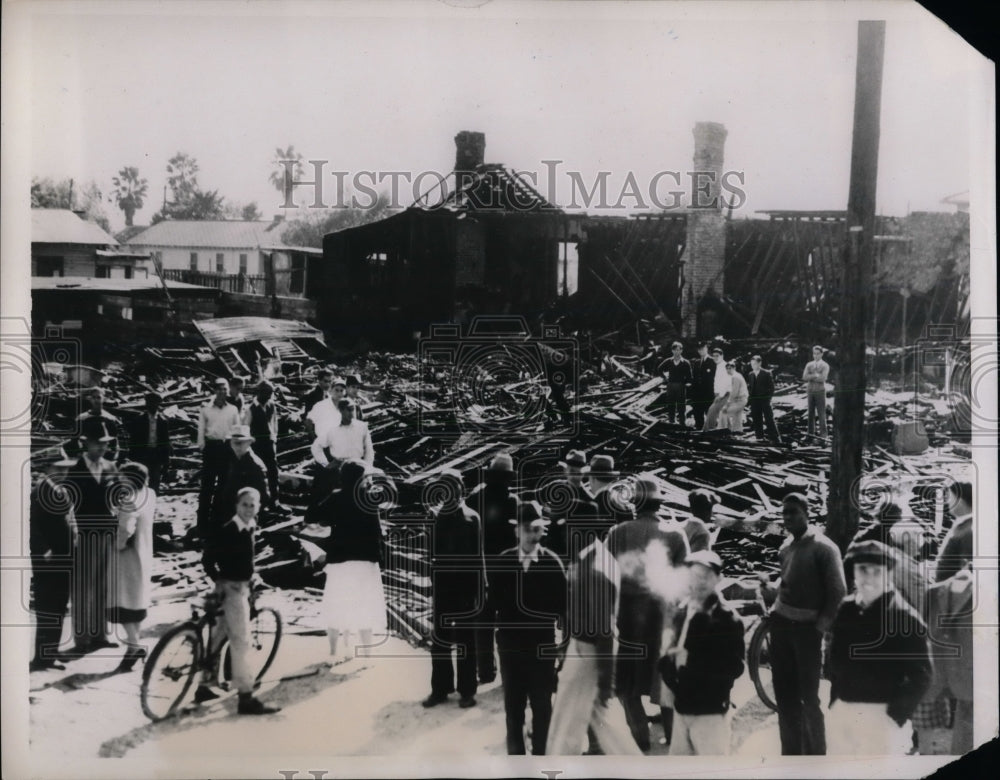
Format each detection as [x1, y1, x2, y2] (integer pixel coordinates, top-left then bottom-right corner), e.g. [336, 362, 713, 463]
[28, 349, 975, 754]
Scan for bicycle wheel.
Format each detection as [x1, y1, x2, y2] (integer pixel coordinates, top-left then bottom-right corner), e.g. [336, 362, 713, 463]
[141, 623, 202, 721]
[748, 618, 777, 712]
[217, 606, 283, 691]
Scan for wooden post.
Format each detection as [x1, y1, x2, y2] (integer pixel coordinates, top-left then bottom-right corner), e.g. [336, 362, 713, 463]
[827, 21, 885, 552]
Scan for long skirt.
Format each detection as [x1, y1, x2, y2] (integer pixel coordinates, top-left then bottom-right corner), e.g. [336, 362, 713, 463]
[322, 561, 387, 633]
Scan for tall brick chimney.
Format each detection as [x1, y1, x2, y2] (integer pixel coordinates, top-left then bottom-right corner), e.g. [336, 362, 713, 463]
[454, 131, 486, 173]
[682, 122, 729, 337]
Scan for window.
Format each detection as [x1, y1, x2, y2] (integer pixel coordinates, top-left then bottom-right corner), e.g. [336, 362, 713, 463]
[290, 255, 306, 295]
[190, 252, 198, 270]
[239, 253, 248, 274]
[216, 253, 225, 273]
[95, 266, 110, 278]
[124, 267, 133, 279]
[557, 241, 579, 296]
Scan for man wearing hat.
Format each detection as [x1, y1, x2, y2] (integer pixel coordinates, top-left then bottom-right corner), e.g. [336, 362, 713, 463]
[689, 343, 717, 430]
[345, 373, 365, 421]
[543, 450, 598, 563]
[488, 500, 567, 754]
[423, 469, 486, 710]
[759, 493, 847, 755]
[587, 455, 632, 531]
[606, 474, 690, 751]
[702, 347, 730, 432]
[66, 421, 120, 652]
[659, 550, 745, 755]
[30, 447, 79, 670]
[75, 386, 123, 461]
[125, 391, 172, 493]
[467, 451, 520, 683]
[197, 378, 241, 539]
[683, 489, 717, 553]
[209, 424, 269, 534]
[826, 540, 932, 755]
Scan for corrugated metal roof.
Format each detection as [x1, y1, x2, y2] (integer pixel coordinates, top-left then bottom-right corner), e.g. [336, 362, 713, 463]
[31, 209, 118, 246]
[193, 316, 325, 350]
[31, 276, 215, 292]
[124, 219, 290, 249]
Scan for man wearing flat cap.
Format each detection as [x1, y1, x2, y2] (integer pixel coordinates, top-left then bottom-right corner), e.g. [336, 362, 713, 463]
[759, 492, 846, 755]
[423, 469, 487, 710]
[488, 500, 567, 754]
[660, 550, 745, 754]
[826, 540, 932, 755]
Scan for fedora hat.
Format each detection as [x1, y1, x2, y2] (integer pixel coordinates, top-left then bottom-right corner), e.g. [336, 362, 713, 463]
[561, 449, 589, 470]
[588, 454, 618, 478]
[633, 473, 665, 506]
[509, 499, 550, 528]
[228, 424, 255, 442]
[345, 374, 362, 387]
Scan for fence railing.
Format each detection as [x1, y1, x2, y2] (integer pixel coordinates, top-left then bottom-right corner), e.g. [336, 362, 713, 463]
[161, 269, 267, 294]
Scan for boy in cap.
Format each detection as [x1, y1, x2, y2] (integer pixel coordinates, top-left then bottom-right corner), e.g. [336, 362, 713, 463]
[759, 492, 846, 755]
[30, 447, 78, 670]
[660, 550, 745, 755]
[826, 540, 931, 754]
[488, 500, 567, 754]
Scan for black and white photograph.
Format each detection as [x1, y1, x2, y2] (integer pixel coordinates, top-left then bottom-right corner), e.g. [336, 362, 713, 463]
[1, 1, 996, 777]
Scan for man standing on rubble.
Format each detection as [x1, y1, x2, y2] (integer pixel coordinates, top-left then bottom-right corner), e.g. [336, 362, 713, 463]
[702, 347, 730, 432]
[197, 378, 241, 541]
[210, 425, 269, 533]
[310, 398, 374, 469]
[802, 345, 830, 439]
[747, 355, 781, 443]
[689, 343, 717, 430]
[759, 493, 847, 755]
[245, 380, 287, 514]
[125, 392, 172, 493]
[657, 342, 693, 426]
[467, 452, 519, 685]
[588, 455, 632, 531]
[227, 376, 247, 414]
[76, 386, 123, 460]
[723, 362, 749, 433]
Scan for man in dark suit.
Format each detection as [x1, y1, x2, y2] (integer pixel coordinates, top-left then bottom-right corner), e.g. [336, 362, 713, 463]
[211, 425, 270, 530]
[66, 420, 120, 652]
[747, 355, 781, 443]
[30, 447, 78, 670]
[657, 342, 693, 425]
[543, 450, 600, 563]
[423, 469, 487, 710]
[489, 501, 567, 754]
[75, 386, 123, 460]
[126, 392, 172, 492]
[689, 343, 717, 430]
[302, 368, 334, 419]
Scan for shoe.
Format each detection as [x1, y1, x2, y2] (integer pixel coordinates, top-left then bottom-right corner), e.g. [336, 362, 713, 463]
[458, 696, 477, 708]
[237, 696, 281, 715]
[477, 673, 496, 685]
[193, 685, 220, 703]
[117, 646, 147, 672]
[29, 659, 66, 672]
[421, 692, 449, 708]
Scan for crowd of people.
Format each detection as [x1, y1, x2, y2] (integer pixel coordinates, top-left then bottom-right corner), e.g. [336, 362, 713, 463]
[28, 361, 975, 755]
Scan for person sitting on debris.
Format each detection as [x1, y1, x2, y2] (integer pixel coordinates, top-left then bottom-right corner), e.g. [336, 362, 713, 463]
[423, 469, 487, 710]
[211, 424, 270, 532]
[826, 540, 932, 755]
[197, 378, 241, 540]
[307, 377, 347, 440]
[29, 446, 78, 672]
[803, 345, 830, 439]
[228, 375, 247, 414]
[723, 362, 749, 433]
[197, 486, 281, 715]
[76, 386, 123, 460]
[489, 500, 567, 754]
[683, 489, 717, 553]
[321, 459, 388, 666]
[659, 550, 745, 755]
[107, 462, 155, 673]
[345, 373, 365, 421]
[702, 348, 730, 432]
[125, 391, 172, 493]
[245, 380, 288, 514]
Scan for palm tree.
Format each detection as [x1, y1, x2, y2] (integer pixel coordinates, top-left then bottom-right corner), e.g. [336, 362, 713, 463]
[269, 145, 304, 207]
[111, 167, 149, 226]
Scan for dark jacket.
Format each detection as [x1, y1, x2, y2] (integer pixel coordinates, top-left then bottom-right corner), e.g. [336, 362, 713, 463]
[747, 369, 776, 401]
[593, 486, 633, 527]
[125, 412, 173, 466]
[934, 514, 972, 583]
[467, 482, 518, 559]
[30, 477, 76, 568]
[827, 590, 933, 725]
[431, 504, 487, 622]
[539, 479, 599, 561]
[322, 489, 384, 566]
[246, 399, 277, 441]
[489, 545, 567, 654]
[213, 449, 270, 523]
[66, 456, 119, 526]
[690, 357, 717, 401]
[657, 357, 693, 385]
[302, 386, 327, 416]
[659, 594, 746, 715]
[205, 517, 256, 582]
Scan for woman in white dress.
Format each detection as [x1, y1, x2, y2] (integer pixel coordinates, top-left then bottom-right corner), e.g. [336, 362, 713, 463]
[321, 458, 389, 665]
[107, 461, 155, 671]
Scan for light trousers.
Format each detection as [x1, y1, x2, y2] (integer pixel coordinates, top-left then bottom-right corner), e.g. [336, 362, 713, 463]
[827, 700, 911, 755]
[209, 579, 253, 694]
[669, 712, 731, 755]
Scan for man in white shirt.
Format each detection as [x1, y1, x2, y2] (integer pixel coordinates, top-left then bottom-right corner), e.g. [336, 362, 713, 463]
[197, 378, 241, 537]
[311, 398, 374, 469]
[307, 378, 347, 440]
[802, 345, 831, 439]
[702, 348, 730, 431]
[723, 362, 749, 433]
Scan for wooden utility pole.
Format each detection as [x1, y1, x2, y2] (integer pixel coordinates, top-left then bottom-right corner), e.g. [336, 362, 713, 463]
[828, 21, 885, 552]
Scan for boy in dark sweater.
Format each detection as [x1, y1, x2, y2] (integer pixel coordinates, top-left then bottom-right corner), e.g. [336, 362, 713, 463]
[198, 487, 281, 715]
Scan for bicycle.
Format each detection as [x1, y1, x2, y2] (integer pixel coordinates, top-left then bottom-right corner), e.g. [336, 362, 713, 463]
[746, 611, 777, 712]
[140, 588, 283, 721]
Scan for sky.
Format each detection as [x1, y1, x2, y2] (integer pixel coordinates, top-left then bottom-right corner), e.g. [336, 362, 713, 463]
[21, 0, 986, 231]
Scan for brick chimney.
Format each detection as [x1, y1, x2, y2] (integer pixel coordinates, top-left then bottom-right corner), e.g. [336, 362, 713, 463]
[454, 131, 486, 173]
[682, 122, 729, 337]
